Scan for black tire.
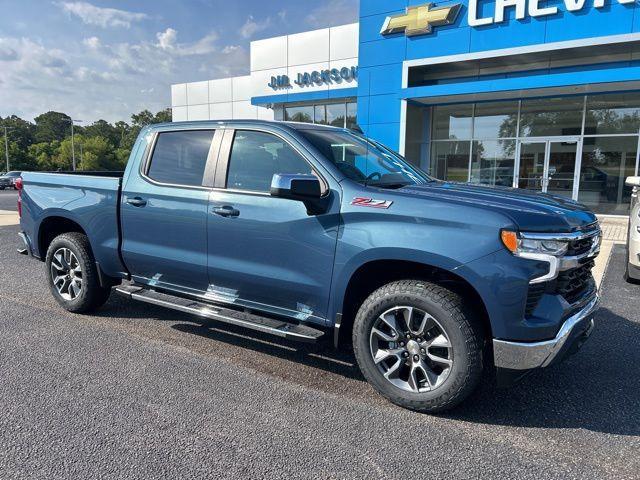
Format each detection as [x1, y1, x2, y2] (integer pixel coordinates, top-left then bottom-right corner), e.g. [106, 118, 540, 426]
[45, 232, 111, 313]
[352, 280, 484, 413]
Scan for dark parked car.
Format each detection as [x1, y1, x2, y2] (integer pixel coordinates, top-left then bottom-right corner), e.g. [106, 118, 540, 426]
[0, 171, 22, 190]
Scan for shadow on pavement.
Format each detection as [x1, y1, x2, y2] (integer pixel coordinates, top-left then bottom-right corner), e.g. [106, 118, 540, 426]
[94, 245, 639, 436]
[447, 305, 640, 437]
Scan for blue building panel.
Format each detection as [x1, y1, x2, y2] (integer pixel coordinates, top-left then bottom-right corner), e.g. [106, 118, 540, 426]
[358, 0, 640, 151]
[469, 17, 547, 52]
[360, 64, 404, 96]
[544, 3, 636, 42]
[367, 94, 403, 124]
[358, 36, 407, 68]
[360, 0, 407, 17]
[367, 122, 402, 150]
[406, 25, 471, 58]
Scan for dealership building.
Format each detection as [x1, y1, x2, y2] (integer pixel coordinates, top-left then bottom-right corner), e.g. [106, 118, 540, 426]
[172, 0, 640, 214]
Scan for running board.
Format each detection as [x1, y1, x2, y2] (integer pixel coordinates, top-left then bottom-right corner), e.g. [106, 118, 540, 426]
[115, 285, 325, 343]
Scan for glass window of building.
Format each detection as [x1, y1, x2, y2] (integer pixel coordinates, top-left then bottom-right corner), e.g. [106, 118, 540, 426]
[430, 141, 470, 182]
[473, 101, 519, 139]
[326, 103, 346, 128]
[578, 136, 638, 215]
[346, 102, 358, 130]
[584, 93, 640, 135]
[285, 106, 313, 123]
[432, 104, 473, 140]
[314, 105, 327, 124]
[285, 101, 356, 129]
[470, 140, 515, 187]
[519, 97, 584, 137]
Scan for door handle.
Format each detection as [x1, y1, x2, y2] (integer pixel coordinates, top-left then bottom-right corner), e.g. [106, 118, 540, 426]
[126, 197, 147, 207]
[212, 205, 240, 217]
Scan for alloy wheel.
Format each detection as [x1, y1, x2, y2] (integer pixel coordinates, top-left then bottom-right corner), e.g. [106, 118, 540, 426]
[50, 248, 83, 301]
[369, 306, 453, 393]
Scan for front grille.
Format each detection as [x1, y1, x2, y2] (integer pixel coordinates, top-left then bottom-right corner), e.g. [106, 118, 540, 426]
[555, 260, 595, 304]
[524, 261, 596, 317]
[566, 236, 595, 256]
[525, 283, 546, 317]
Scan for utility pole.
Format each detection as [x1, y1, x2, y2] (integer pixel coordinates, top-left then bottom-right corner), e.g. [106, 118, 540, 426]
[70, 121, 76, 171]
[65, 118, 83, 171]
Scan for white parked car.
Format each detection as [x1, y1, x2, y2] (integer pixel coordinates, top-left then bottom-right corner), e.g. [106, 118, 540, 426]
[625, 176, 640, 283]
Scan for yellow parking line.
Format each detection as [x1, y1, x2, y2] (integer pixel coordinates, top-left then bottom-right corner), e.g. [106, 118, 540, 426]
[0, 210, 18, 226]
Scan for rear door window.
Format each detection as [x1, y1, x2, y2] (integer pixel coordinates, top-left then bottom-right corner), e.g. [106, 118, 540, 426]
[226, 130, 313, 192]
[147, 130, 215, 186]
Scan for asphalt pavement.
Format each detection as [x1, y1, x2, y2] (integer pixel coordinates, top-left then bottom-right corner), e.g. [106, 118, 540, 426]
[0, 190, 17, 211]
[0, 219, 638, 479]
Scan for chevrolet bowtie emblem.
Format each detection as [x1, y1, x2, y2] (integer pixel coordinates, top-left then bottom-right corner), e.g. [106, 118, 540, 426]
[380, 3, 461, 37]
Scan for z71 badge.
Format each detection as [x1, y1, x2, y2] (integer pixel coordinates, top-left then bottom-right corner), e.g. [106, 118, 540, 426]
[351, 197, 393, 209]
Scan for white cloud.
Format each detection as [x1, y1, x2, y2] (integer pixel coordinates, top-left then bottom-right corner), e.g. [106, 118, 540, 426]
[239, 15, 271, 39]
[82, 36, 101, 50]
[0, 31, 249, 122]
[58, 2, 148, 29]
[305, 0, 359, 28]
[155, 28, 219, 56]
[156, 28, 177, 50]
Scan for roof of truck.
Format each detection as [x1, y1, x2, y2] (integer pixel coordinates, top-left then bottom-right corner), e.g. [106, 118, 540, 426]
[148, 119, 349, 133]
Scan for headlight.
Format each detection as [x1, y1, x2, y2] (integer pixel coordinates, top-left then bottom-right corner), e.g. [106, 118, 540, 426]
[501, 230, 568, 257]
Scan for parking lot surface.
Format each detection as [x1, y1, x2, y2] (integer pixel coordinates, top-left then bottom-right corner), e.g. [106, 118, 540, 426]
[0, 214, 638, 478]
[0, 190, 17, 212]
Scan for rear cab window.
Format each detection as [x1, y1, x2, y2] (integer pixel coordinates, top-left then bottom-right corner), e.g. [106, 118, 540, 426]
[146, 130, 215, 187]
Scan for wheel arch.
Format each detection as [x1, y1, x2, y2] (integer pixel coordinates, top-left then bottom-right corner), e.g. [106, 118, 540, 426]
[335, 258, 492, 349]
[37, 215, 87, 260]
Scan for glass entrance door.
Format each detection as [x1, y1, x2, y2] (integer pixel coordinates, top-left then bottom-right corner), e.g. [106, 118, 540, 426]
[517, 139, 579, 199]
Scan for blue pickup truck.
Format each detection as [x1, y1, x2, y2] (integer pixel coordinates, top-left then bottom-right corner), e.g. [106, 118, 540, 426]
[17, 120, 601, 412]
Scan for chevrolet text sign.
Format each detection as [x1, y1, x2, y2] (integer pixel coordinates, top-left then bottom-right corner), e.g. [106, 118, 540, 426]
[382, 0, 635, 37]
[469, 0, 635, 26]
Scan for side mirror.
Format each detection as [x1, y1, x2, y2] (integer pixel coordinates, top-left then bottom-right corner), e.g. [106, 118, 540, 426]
[270, 173, 328, 215]
[625, 176, 640, 187]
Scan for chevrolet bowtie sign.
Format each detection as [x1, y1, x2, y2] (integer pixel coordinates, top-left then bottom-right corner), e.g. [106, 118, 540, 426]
[380, 3, 461, 37]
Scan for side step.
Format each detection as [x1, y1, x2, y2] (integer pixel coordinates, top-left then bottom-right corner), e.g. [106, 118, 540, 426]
[115, 285, 325, 343]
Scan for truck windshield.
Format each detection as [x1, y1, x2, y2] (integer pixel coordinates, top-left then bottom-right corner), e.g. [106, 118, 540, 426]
[299, 129, 431, 188]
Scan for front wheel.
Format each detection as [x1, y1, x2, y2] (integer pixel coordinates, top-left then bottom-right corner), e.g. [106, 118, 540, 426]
[353, 280, 484, 413]
[45, 232, 112, 313]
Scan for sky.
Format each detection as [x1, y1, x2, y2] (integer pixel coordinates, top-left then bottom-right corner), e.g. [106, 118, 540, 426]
[0, 0, 359, 123]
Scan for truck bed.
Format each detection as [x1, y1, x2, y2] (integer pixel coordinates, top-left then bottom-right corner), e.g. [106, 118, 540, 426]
[20, 171, 126, 278]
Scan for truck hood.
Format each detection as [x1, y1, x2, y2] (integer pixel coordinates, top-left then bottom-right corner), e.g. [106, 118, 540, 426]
[396, 181, 597, 232]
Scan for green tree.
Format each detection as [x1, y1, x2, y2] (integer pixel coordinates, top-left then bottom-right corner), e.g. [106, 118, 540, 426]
[34, 111, 73, 143]
[83, 120, 119, 147]
[77, 136, 117, 171]
[28, 141, 61, 171]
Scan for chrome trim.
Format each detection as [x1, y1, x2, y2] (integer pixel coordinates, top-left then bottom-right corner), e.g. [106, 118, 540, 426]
[493, 295, 599, 371]
[333, 313, 342, 348]
[518, 226, 601, 284]
[518, 252, 560, 283]
[519, 227, 600, 242]
[17, 232, 30, 256]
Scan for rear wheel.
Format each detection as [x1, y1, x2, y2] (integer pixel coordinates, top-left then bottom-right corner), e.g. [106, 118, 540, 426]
[45, 232, 111, 313]
[353, 280, 484, 413]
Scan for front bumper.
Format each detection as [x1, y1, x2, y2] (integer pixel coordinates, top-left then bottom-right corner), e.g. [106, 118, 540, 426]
[493, 295, 599, 370]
